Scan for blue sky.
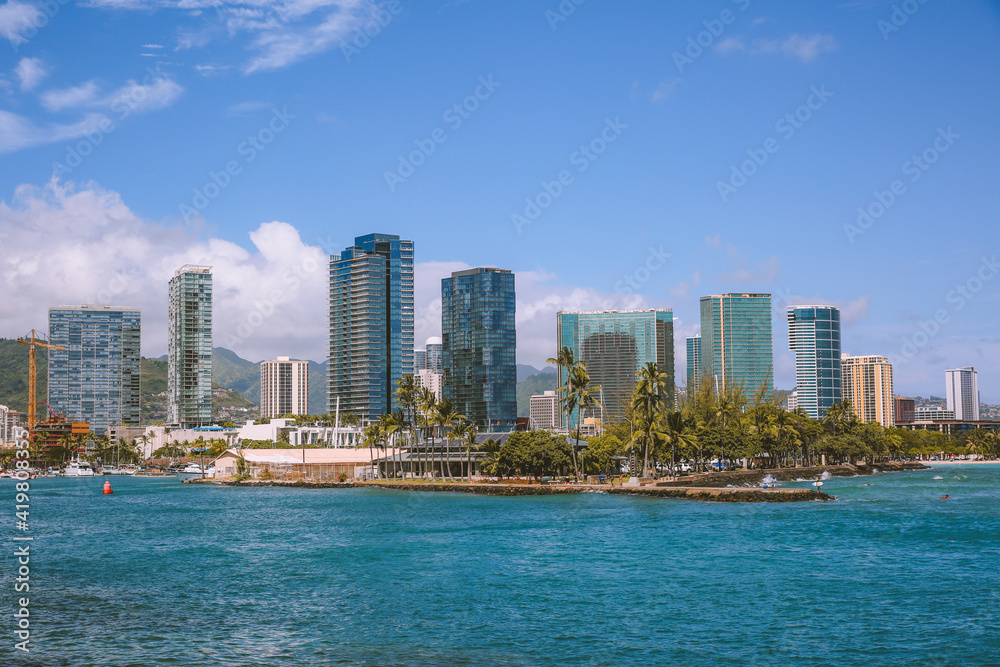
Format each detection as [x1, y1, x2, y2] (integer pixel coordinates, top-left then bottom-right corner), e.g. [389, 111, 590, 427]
[1, 0, 998, 401]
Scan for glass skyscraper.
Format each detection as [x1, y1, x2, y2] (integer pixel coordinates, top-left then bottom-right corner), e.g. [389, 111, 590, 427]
[328, 233, 414, 422]
[686, 335, 702, 396]
[48, 305, 141, 435]
[556, 309, 674, 425]
[168, 265, 213, 428]
[699, 293, 773, 397]
[442, 268, 516, 431]
[787, 305, 842, 419]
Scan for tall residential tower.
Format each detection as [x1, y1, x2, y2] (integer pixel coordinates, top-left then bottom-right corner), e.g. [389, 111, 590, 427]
[260, 357, 309, 419]
[328, 233, 414, 422]
[47, 305, 141, 435]
[945, 367, 980, 421]
[842, 355, 895, 427]
[168, 266, 213, 428]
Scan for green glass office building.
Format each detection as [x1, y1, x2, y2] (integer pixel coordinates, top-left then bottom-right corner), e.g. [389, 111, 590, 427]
[699, 293, 773, 397]
[686, 335, 702, 396]
[329, 233, 414, 422]
[48, 305, 141, 435]
[556, 310, 674, 425]
[442, 268, 516, 431]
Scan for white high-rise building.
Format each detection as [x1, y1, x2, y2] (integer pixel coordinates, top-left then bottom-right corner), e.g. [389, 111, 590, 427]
[261, 357, 309, 419]
[945, 367, 980, 421]
[529, 390, 560, 430]
[415, 369, 443, 403]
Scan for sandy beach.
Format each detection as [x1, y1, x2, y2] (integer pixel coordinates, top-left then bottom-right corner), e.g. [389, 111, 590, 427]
[920, 460, 1000, 466]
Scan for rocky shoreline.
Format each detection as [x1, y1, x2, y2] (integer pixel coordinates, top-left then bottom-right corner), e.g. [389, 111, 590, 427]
[212, 479, 831, 502]
[654, 461, 930, 488]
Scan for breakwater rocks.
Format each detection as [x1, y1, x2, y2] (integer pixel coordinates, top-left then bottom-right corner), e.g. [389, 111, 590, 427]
[656, 461, 930, 489]
[218, 479, 830, 502]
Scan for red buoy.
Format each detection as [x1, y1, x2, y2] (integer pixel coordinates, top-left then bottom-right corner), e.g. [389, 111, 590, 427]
[103, 479, 113, 495]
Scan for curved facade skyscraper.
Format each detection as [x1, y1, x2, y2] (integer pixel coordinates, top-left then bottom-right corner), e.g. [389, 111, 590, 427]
[787, 305, 842, 419]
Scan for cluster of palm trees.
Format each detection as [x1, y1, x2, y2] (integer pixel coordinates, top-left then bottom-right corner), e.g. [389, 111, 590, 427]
[547, 345, 965, 477]
[353, 375, 483, 480]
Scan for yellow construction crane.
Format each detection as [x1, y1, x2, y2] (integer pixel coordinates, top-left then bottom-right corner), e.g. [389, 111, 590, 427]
[16, 330, 65, 430]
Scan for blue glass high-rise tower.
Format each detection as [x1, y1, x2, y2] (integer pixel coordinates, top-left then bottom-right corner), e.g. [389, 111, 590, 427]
[787, 305, 842, 419]
[329, 233, 414, 422]
[442, 268, 516, 431]
[48, 305, 142, 435]
[700, 293, 773, 397]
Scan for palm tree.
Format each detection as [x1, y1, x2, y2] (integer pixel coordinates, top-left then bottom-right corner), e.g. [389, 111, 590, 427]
[417, 387, 438, 478]
[451, 421, 479, 480]
[548, 346, 586, 433]
[380, 410, 405, 478]
[567, 365, 601, 480]
[358, 422, 383, 479]
[434, 399, 465, 480]
[660, 411, 697, 476]
[394, 374, 419, 474]
[824, 400, 854, 436]
[630, 362, 671, 477]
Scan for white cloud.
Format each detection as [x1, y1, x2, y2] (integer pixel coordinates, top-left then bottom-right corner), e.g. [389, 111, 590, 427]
[0, 111, 107, 154]
[780, 34, 839, 62]
[105, 76, 183, 113]
[651, 78, 682, 102]
[0, 0, 41, 45]
[84, 0, 379, 73]
[0, 178, 329, 362]
[714, 33, 838, 62]
[15, 57, 48, 91]
[42, 76, 183, 114]
[41, 81, 101, 112]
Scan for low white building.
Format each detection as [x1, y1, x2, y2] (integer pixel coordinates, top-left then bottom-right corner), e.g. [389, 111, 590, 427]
[212, 447, 398, 481]
[237, 418, 363, 448]
[137, 425, 241, 458]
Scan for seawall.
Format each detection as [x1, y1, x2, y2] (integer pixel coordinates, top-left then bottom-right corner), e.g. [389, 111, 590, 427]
[213, 479, 831, 502]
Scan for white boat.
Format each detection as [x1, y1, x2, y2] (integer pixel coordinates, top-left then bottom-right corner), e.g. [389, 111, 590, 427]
[176, 463, 215, 481]
[101, 466, 131, 475]
[65, 459, 95, 477]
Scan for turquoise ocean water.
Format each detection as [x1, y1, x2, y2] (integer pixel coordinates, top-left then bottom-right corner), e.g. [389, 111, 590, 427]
[3, 465, 999, 666]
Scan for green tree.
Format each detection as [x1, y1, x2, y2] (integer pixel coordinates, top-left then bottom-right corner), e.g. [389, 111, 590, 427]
[630, 362, 671, 476]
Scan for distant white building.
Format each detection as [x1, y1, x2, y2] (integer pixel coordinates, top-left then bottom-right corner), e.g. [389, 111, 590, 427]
[0, 404, 10, 445]
[945, 367, 980, 421]
[237, 418, 363, 449]
[915, 407, 955, 421]
[786, 389, 799, 413]
[260, 357, 309, 419]
[415, 369, 443, 402]
[530, 390, 560, 430]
